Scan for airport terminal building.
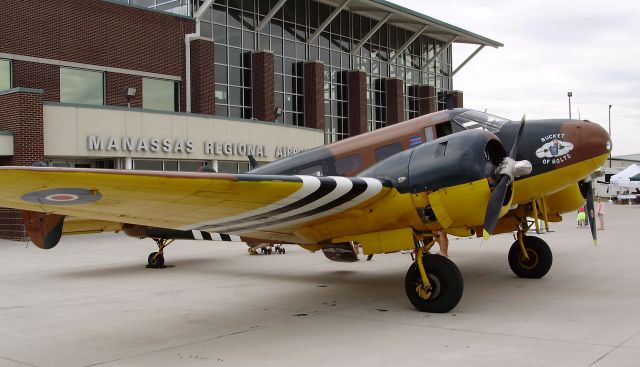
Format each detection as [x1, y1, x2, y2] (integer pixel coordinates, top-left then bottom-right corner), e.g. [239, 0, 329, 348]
[0, 0, 501, 239]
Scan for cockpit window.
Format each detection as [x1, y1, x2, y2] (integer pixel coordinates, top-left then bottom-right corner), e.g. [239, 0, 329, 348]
[453, 110, 509, 133]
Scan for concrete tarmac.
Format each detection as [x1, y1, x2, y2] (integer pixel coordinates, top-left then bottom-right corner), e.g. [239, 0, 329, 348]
[1, 204, 639, 367]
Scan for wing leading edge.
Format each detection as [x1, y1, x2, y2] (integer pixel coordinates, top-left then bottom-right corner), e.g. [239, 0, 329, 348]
[0, 167, 391, 243]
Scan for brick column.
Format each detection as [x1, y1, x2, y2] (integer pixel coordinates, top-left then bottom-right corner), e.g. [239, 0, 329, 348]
[0, 88, 45, 241]
[445, 90, 464, 109]
[418, 85, 437, 115]
[348, 70, 367, 137]
[303, 61, 324, 131]
[386, 78, 404, 125]
[252, 50, 275, 122]
[191, 38, 215, 115]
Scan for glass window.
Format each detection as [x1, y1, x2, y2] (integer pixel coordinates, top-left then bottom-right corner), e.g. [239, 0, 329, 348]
[143, 78, 176, 111]
[0, 59, 10, 91]
[335, 154, 364, 176]
[133, 160, 163, 171]
[218, 161, 240, 173]
[375, 143, 403, 162]
[60, 67, 104, 105]
[179, 161, 203, 172]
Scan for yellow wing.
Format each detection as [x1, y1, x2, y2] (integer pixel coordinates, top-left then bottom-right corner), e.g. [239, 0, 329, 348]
[0, 167, 391, 244]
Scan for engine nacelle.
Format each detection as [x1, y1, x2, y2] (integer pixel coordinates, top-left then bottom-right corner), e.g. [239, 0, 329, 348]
[361, 129, 510, 230]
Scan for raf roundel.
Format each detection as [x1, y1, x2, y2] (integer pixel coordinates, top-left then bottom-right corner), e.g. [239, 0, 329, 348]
[21, 188, 102, 205]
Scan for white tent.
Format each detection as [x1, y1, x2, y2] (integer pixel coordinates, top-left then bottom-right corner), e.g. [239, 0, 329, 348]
[610, 164, 640, 189]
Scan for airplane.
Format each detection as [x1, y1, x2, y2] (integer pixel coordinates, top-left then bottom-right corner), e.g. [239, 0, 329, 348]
[0, 108, 610, 313]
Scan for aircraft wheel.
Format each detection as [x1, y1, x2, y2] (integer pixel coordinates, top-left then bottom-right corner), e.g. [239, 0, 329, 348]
[405, 254, 463, 313]
[147, 252, 165, 268]
[508, 236, 552, 279]
[281, 248, 286, 254]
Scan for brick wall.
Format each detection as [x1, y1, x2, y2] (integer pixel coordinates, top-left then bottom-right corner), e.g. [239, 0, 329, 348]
[191, 39, 215, 115]
[386, 78, 404, 125]
[0, 208, 27, 241]
[348, 70, 367, 137]
[251, 50, 275, 122]
[1, 0, 195, 111]
[0, 90, 45, 166]
[12, 61, 60, 102]
[303, 61, 324, 131]
[0, 89, 45, 241]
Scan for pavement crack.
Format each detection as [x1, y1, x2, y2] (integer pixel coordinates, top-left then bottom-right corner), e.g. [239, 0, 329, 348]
[0, 355, 38, 367]
[83, 325, 263, 367]
[589, 329, 640, 366]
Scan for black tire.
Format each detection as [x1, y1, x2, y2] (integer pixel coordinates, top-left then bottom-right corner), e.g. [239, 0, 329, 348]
[404, 254, 464, 313]
[147, 252, 165, 268]
[508, 236, 552, 278]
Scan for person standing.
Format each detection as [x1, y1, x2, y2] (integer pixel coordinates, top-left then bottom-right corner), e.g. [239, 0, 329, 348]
[597, 198, 606, 230]
[434, 230, 449, 257]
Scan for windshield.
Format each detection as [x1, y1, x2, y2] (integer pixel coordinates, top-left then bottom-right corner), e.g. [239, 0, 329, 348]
[452, 110, 509, 133]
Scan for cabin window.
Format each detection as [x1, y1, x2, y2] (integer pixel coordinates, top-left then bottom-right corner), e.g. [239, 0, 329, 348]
[298, 165, 324, 176]
[375, 143, 403, 162]
[425, 127, 435, 142]
[435, 122, 453, 138]
[335, 154, 363, 176]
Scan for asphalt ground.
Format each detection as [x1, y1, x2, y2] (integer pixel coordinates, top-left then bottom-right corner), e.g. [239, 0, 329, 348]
[1, 203, 639, 367]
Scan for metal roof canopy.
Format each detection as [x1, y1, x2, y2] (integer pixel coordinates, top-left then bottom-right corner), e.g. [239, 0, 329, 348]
[319, 0, 503, 48]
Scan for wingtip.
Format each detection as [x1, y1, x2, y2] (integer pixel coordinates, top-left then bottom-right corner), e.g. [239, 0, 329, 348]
[593, 239, 598, 247]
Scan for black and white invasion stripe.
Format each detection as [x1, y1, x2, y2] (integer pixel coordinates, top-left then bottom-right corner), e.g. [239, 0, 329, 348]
[190, 230, 241, 242]
[180, 176, 384, 234]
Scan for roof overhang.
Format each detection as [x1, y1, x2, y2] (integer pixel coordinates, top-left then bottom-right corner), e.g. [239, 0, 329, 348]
[317, 0, 503, 48]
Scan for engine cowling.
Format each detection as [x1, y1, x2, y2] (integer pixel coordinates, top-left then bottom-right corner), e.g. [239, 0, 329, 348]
[360, 129, 510, 230]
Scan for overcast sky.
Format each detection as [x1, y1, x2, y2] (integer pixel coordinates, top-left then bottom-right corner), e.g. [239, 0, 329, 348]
[391, 0, 639, 156]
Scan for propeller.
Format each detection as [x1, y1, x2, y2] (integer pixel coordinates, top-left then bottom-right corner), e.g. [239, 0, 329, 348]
[580, 178, 598, 246]
[483, 115, 531, 240]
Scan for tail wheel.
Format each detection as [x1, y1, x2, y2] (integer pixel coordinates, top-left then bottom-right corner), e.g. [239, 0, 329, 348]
[404, 254, 464, 313]
[508, 236, 552, 278]
[147, 252, 165, 269]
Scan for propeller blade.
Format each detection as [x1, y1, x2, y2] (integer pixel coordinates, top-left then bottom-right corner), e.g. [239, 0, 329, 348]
[584, 180, 598, 246]
[483, 175, 509, 240]
[483, 115, 526, 239]
[508, 115, 526, 159]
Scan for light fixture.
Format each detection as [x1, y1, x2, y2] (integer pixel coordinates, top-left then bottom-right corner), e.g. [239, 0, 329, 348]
[125, 87, 137, 108]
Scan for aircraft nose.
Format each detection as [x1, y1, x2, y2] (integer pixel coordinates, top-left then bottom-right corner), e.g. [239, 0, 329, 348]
[563, 120, 611, 162]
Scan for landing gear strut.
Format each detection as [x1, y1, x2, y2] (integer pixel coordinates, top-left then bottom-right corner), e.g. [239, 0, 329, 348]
[404, 243, 464, 313]
[508, 233, 552, 278]
[147, 238, 173, 269]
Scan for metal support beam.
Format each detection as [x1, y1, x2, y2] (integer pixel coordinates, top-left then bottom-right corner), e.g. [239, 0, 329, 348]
[352, 13, 392, 55]
[194, 0, 215, 20]
[255, 0, 288, 32]
[422, 35, 458, 70]
[388, 24, 428, 64]
[307, 0, 352, 44]
[452, 45, 485, 76]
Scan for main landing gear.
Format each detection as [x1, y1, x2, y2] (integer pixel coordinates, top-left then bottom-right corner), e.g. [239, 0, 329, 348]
[147, 238, 174, 269]
[404, 242, 464, 313]
[508, 232, 552, 278]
